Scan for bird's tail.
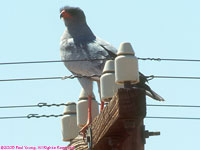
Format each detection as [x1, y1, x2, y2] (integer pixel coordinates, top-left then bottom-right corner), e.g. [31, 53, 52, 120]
[145, 87, 165, 101]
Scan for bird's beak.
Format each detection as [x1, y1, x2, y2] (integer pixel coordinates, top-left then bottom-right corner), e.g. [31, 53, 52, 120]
[60, 10, 64, 19]
[60, 10, 72, 19]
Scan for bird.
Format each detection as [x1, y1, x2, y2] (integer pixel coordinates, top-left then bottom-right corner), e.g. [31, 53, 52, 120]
[59, 6, 164, 137]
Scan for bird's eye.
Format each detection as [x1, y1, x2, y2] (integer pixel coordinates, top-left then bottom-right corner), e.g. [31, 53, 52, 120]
[68, 9, 80, 16]
[67, 10, 74, 15]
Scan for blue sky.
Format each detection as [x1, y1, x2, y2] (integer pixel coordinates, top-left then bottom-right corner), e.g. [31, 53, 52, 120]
[0, 0, 200, 149]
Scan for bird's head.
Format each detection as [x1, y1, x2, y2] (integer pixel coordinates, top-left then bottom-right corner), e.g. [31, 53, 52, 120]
[60, 6, 86, 26]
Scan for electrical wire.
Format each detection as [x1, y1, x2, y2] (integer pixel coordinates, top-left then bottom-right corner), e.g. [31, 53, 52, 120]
[0, 74, 100, 82]
[0, 77, 62, 82]
[0, 75, 199, 82]
[146, 116, 200, 120]
[0, 114, 64, 120]
[0, 102, 71, 109]
[138, 57, 200, 62]
[1, 114, 200, 120]
[0, 59, 110, 66]
[1, 57, 200, 66]
[147, 104, 200, 108]
[1, 103, 200, 109]
[0, 116, 28, 119]
[146, 75, 200, 80]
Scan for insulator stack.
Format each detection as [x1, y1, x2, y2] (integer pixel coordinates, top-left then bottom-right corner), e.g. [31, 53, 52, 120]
[77, 89, 99, 127]
[115, 42, 139, 86]
[61, 102, 79, 142]
[100, 60, 123, 102]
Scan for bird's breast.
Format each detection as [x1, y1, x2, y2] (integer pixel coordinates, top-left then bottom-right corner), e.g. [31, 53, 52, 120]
[60, 41, 103, 77]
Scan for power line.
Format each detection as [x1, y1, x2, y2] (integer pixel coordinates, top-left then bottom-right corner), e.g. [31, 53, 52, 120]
[0, 102, 71, 109]
[1, 103, 200, 109]
[1, 114, 200, 120]
[146, 116, 200, 120]
[146, 75, 200, 80]
[0, 116, 27, 119]
[0, 77, 62, 82]
[27, 114, 64, 119]
[0, 60, 62, 65]
[0, 75, 199, 82]
[0, 75, 100, 82]
[0, 104, 38, 109]
[0, 114, 64, 120]
[0, 59, 110, 66]
[1, 57, 200, 66]
[147, 104, 200, 108]
[138, 57, 200, 62]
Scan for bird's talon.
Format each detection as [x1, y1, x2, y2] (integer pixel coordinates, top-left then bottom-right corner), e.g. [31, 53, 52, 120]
[79, 123, 90, 139]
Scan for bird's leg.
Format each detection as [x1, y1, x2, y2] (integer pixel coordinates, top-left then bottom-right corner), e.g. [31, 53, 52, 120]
[100, 101, 104, 112]
[79, 95, 92, 138]
[97, 81, 104, 112]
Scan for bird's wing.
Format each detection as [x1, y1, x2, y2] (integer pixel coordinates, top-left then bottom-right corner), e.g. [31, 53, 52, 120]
[95, 37, 117, 58]
[80, 37, 118, 74]
[82, 41, 113, 73]
[60, 37, 116, 77]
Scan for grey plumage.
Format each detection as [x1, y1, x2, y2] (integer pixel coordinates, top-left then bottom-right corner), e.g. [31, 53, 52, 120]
[60, 6, 164, 101]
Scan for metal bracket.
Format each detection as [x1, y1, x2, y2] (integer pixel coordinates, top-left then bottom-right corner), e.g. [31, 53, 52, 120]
[144, 130, 160, 139]
[86, 127, 92, 150]
[142, 125, 160, 144]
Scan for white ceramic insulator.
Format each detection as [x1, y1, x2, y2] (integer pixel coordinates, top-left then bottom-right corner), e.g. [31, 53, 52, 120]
[77, 99, 99, 128]
[61, 114, 79, 142]
[115, 42, 139, 84]
[100, 73, 123, 102]
[63, 102, 76, 114]
[100, 60, 123, 102]
[79, 88, 95, 100]
[61, 102, 79, 142]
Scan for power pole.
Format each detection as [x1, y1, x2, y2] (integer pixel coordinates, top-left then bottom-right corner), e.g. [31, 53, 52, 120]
[67, 88, 160, 150]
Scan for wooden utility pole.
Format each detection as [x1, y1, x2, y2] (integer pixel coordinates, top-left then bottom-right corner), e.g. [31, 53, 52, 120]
[67, 88, 148, 150]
